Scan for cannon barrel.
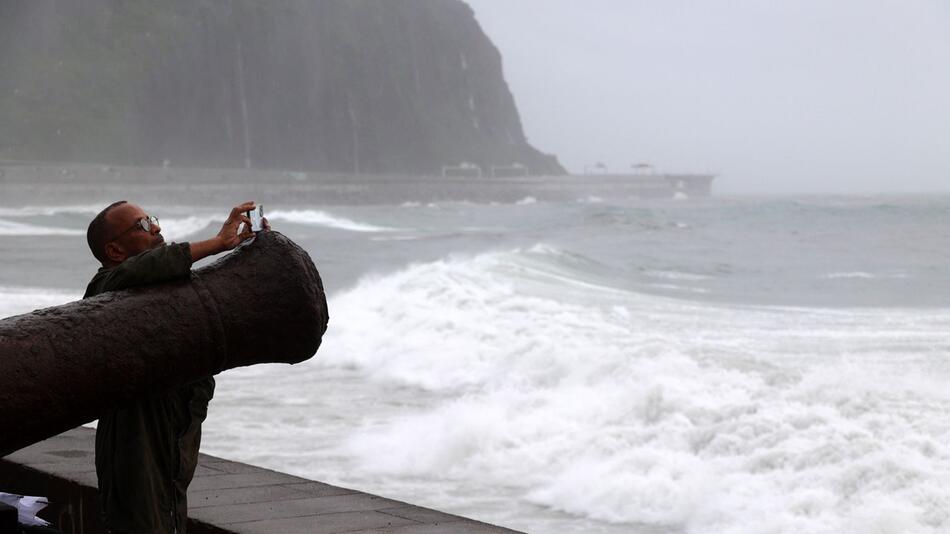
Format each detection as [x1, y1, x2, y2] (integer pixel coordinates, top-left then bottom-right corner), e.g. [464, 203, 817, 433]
[0, 231, 328, 456]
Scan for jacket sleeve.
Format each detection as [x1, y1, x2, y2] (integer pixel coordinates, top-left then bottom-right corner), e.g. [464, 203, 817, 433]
[97, 242, 193, 293]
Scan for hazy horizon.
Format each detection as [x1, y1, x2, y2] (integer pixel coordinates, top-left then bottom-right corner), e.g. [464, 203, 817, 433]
[467, 0, 950, 195]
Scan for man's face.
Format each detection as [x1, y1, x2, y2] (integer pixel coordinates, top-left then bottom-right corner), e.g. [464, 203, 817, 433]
[104, 203, 164, 265]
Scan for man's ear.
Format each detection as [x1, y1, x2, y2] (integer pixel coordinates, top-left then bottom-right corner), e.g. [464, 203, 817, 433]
[104, 241, 126, 264]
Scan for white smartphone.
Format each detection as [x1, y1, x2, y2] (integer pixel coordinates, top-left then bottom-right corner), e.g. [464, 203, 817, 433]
[247, 205, 264, 232]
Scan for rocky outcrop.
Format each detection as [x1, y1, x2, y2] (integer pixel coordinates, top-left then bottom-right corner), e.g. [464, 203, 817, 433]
[0, 0, 563, 175]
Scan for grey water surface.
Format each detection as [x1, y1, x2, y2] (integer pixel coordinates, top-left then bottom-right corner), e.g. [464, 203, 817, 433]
[3, 179, 950, 533]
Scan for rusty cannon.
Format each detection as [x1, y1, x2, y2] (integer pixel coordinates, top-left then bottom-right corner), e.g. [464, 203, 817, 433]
[0, 231, 329, 456]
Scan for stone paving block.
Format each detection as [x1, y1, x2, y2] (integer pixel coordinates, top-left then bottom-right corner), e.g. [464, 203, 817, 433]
[5, 447, 95, 465]
[378, 505, 472, 525]
[197, 493, 408, 525]
[4, 438, 95, 463]
[195, 464, 227, 476]
[190, 485, 314, 509]
[190, 471, 308, 491]
[199, 457, 275, 475]
[14, 461, 96, 475]
[359, 522, 521, 534]
[27, 428, 96, 449]
[41, 432, 94, 446]
[64, 470, 99, 487]
[282, 482, 360, 498]
[218, 510, 419, 534]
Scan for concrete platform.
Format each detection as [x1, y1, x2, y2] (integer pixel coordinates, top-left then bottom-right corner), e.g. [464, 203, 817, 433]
[0, 428, 522, 534]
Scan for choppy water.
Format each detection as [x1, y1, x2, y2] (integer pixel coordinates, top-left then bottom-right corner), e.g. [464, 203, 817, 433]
[3, 182, 950, 533]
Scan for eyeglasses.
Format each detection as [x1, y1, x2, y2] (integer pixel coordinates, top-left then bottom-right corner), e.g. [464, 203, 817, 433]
[109, 215, 159, 242]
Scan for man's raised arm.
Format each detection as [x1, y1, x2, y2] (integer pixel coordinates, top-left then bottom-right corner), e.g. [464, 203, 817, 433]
[188, 201, 258, 262]
[86, 202, 261, 296]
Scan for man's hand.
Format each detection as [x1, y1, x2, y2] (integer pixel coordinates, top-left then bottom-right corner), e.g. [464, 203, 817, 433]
[189, 202, 258, 263]
[216, 201, 256, 250]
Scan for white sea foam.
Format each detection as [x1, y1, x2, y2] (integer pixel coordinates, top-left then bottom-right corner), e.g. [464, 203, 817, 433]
[515, 196, 538, 205]
[369, 235, 423, 242]
[0, 205, 102, 217]
[309, 249, 950, 534]
[647, 282, 711, 294]
[645, 270, 713, 281]
[822, 272, 876, 279]
[821, 272, 909, 280]
[527, 243, 562, 255]
[578, 195, 605, 204]
[0, 286, 79, 319]
[199, 240, 950, 533]
[0, 219, 84, 236]
[266, 209, 396, 232]
[158, 215, 221, 240]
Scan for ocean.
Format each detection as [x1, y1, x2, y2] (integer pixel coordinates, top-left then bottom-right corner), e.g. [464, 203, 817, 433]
[3, 177, 950, 533]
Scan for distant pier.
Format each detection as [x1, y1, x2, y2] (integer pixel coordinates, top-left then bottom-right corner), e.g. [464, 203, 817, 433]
[0, 161, 716, 205]
[592, 173, 716, 198]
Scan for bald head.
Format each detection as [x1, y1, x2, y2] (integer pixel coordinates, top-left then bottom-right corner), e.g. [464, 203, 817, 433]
[87, 201, 128, 264]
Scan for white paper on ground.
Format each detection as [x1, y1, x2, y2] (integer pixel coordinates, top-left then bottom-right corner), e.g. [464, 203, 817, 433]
[0, 493, 51, 527]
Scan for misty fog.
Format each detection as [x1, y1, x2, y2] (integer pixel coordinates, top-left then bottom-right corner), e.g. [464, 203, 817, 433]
[468, 0, 950, 194]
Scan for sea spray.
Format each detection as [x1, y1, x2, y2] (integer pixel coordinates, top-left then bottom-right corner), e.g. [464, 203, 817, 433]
[267, 209, 397, 232]
[0, 219, 84, 237]
[0, 286, 79, 318]
[308, 248, 950, 533]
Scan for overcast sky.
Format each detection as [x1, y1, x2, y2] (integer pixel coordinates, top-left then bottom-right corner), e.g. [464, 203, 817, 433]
[465, 0, 950, 194]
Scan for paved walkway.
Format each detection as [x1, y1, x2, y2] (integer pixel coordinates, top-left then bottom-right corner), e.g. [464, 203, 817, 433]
[2, 428, 522, 533]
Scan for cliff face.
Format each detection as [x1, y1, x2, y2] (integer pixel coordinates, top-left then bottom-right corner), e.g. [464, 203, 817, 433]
[0, 0, 563, 175]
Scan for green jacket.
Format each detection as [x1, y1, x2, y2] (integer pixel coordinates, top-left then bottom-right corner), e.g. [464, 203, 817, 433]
[83, 243, 215, 534]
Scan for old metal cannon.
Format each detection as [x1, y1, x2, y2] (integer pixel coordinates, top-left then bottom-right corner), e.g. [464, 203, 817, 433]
[0, 231, 329, 456]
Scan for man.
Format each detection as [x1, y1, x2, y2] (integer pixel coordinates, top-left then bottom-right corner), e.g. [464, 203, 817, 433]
[83, 200, 265, 534]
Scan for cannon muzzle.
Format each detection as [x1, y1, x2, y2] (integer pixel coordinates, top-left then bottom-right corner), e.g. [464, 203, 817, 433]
[0, 231, 329, 456]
